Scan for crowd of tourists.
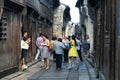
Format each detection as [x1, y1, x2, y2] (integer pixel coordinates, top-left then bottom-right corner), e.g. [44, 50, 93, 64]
[21, 32, 90, 71]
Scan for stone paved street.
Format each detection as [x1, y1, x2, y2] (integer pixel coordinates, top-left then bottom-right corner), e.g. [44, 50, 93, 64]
[1, 56, 98, 80]
[28, 62, 79, 80]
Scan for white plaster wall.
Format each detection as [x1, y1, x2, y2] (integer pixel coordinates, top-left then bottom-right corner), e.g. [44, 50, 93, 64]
[84, 0, 94, 53]
[53, 4, 65, 38]
[65, 21, 75, 36]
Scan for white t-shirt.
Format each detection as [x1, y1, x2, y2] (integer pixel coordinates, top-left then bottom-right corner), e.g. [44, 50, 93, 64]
[76, 38, 81, 50]
[21, 40, 29, 49]
[87, 39, 90, 43]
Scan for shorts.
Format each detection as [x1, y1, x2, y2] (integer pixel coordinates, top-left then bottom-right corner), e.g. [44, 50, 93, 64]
[85, 43, 90, 50]
[21, 49, 28, 60]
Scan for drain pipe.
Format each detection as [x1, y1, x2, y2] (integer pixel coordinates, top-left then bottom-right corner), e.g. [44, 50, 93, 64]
[0, 8, 3, 20]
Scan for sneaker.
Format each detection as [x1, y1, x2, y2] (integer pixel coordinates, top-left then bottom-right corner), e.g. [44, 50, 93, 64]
[35, 59, 38, 61]
[72, 64, 76, 68]
[22, 65, 28, 69]
[56, 68, 62, 71]
[45, 67, 49, 70]
[41, 58, 44, 61]
[75, 67, 79, 70]
[67, 66, 72, 69]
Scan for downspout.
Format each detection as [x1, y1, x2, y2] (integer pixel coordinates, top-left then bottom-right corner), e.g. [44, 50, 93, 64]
[0, 8, 3, 20]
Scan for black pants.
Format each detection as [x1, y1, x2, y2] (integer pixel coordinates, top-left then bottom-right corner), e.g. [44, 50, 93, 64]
[53, 50, 56, 61]
[77, 50, 83, 62]
[56, 54, 62, 69]
[64, 49, 68, 62]
[21, 49, 28, 60]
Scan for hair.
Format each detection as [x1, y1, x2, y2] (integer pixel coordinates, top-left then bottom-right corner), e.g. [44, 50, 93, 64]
[58, 38, 62, 42]
[39, 33, 43, 36]
[22, 31, 27, 37]
[68, 35, 71, 41]
[43, 34, 48, 39]
[72, 35, 77, 46]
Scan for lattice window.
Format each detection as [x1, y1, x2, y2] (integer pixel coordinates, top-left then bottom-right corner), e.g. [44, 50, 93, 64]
[0, 16, 7, 41]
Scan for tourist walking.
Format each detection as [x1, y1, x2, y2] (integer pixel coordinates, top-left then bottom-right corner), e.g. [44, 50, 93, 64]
[68, 35, 78, 69]
[35, 33, 43, 61]
[54, 38, 66, 71]
[76, 35, 83, 62]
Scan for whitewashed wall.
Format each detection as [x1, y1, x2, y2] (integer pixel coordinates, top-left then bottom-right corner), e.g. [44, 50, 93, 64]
[65, 21, 75, 36]
[84, 0, 94, 53]
[53, 4, 65, 38]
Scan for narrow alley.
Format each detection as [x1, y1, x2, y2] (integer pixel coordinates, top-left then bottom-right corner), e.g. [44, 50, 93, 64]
[0, 0, 120, 80]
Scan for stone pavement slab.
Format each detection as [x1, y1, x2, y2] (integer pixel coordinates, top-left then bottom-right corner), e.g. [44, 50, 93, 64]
[79, 63, 90, 80]
[1, 56, 97, 80]
[1, 61, 43, 80]
[28, 62, 79, 80]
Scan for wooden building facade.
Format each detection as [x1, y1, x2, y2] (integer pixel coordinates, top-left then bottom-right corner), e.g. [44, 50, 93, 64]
[88, 0, 118, 80]
[0, 0, 55, 78]
[75, 0, 120, 79]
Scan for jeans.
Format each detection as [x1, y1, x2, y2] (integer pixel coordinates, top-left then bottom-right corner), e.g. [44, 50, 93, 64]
[56, 54, 62, 68]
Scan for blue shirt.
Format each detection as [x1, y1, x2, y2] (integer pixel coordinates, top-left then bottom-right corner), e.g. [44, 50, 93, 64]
[54, 41, 66, 54]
